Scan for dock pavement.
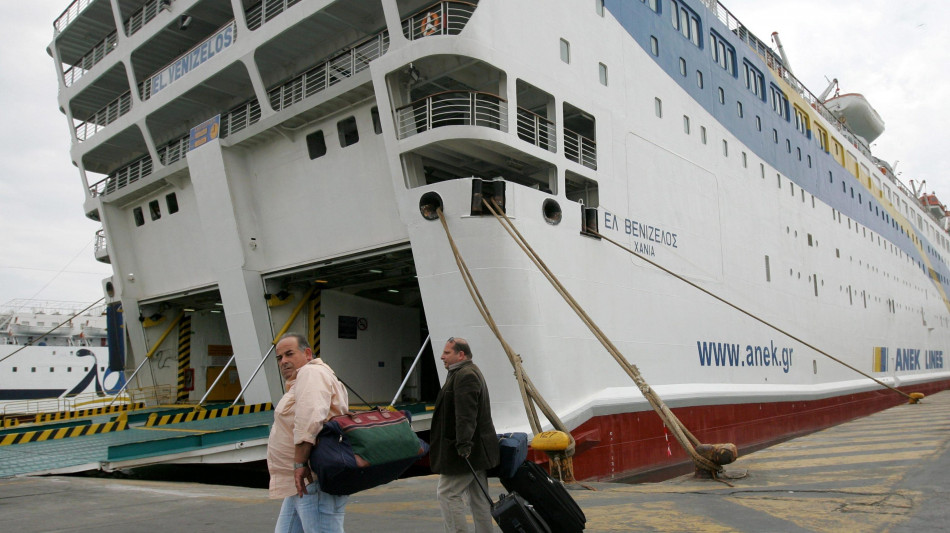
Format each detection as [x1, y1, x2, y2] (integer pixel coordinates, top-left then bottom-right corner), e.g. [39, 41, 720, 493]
[2, 389, 948, 532]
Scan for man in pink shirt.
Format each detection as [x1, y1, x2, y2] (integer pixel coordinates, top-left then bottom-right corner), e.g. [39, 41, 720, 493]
[267, 333, 350, 532]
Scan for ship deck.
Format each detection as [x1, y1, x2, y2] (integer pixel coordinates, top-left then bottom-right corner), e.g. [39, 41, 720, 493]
[2, 390, 949, 531]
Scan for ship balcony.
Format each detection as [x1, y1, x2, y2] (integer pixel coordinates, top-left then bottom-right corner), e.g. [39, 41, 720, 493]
[94, 228, 110, 264]
[395, 91, 508, 139]
[564, 128, 597, 170]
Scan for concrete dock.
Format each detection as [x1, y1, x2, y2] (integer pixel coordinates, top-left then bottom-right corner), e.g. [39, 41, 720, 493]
[3, 390, 948, 532]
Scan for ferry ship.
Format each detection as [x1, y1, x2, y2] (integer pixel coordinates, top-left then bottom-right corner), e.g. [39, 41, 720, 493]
[49, 0, 950, 480]
[0, 300, 120, 410]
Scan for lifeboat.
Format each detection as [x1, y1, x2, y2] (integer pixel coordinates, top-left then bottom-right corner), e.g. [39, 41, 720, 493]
[920, 193, 947, 220]
[823, 92, 885, 144]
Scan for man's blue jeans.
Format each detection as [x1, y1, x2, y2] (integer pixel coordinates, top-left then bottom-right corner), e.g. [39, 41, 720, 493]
[275, 480, 347, 533]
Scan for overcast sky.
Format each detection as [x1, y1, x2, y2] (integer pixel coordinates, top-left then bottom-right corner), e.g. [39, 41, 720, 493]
[1, 0, 947, 308]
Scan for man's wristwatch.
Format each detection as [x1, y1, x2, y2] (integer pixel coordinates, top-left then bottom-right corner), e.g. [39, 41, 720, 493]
[293, 462, 307, 469]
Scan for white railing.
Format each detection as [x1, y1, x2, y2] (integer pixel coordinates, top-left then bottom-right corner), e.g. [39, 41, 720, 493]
[123, 0, 162, 37]
[564, 128, 597, 170]
[74, 91, 133, 141]
[401, 1, 478, 40]
[269, 31, 390, 112]
[395, 91, 507, 139]
[63, 31, 117, 87]
[516, 107, 556, 152]
[246, 0, 305, 31]
[54, 0, 94, 34]
[90, 155, 153, 197]
[158, 134, 191, 165]
[220, 100, 262, 138]
[94, 228, 108, 255]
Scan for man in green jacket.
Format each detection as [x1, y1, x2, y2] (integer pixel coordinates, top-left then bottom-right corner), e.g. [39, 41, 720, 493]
[430, 337, 500, 533]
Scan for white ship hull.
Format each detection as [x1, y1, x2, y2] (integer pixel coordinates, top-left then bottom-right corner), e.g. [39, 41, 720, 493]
[49, 0, 949, 479]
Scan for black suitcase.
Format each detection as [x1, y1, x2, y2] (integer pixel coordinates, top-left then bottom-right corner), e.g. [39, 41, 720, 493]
[500, 461, 586, 532]
[466, 458, 551, 533]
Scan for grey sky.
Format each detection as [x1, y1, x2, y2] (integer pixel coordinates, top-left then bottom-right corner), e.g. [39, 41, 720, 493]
[1, 0, 947, 307]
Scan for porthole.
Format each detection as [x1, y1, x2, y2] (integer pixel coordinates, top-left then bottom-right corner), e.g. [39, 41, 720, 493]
[419, 192, 443, 221]
[542, 199, 562, 225]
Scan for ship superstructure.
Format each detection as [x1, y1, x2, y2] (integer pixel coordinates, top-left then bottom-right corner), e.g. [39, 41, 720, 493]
[49, 0, 950, 479]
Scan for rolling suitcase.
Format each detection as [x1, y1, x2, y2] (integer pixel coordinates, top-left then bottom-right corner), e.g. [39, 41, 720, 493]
[466, 457, 551, 533]
[500, 461, 586, 533]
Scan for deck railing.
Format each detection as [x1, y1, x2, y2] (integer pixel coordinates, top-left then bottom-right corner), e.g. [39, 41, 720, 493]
[220, 100, 263, 138]
[564, 128, 597, 170]
[54, 0, 94, 34]
[402, 1, 478, 40]
[94, 228, 107, 255]
[516, 108, 556, 152]
[246, 0, 305, 30]
[123, 0, 162, 37]
[157, 134, 191, 166]
[62, 31, 118, 88]
[90, 155, 153, 197]
[268, 31, 390, 112]
[75, 91, 133, 141]
[395, 91, 507, 139]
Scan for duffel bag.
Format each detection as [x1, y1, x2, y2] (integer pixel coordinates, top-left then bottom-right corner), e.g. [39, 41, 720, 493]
[310, 409, 429, 495]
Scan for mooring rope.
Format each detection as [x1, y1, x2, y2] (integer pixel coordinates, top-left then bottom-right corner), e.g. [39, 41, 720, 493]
[436, 208, 575, 455]
[480, 199, 721, 474]
[589, 229, 916, 402]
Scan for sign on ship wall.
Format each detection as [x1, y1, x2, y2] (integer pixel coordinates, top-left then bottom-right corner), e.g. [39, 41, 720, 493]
[150, 24, 235, 96]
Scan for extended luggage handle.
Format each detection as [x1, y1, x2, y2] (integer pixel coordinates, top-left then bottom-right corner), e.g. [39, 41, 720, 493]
[464, 456, 496, 510]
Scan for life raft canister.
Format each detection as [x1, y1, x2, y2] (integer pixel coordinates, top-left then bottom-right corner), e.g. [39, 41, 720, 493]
[421, 12, 440, 36]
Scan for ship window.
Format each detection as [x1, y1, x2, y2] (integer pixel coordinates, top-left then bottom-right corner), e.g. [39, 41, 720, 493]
[718, 87, 724, 104]
[560, 38, 571, 63]
[165, 193, 179, 214]
[742, 152, 747, 168]
[133, 207, 145, 227]
[654, 98, 662, 117]
[765, 255, 771, 282]
[797, 147, 802, 160]
[643, 0, 659, 12]
[722, 139, 728, 157]
[596, 0, 604, 16]
[755, 116, 761, 131]
[737, 101, 743, 117]
[773, 129, 778, 143]
[709, 31, 736, 76]
[599, 63, 608, 86]
[700, 126, 707, 144]
[816, 126, 828, 152]
[50, 367, 54, 372]
[371, 107, 382, 135]
[650, 36, 658, 56]
[696, 70, 703, 88]
[794, 105, 809, 135]
[149, 200, 161, 221]
[338, 117, 359, 147]
[679, 58, 686, 76]
[786, 139, 791, 153]
[31, 367, 36, 372]
[307, 130, 327, 159]
[683, 115, 690, 134]
[808, 154, 812, 167]
[770, 84, 789, 120]
[743, 61, 765, 100]
[12, 367, 16, 372]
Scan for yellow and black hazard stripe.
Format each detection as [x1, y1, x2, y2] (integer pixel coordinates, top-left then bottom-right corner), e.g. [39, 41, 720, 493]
[177, 314, 192, 403]
[1, 418, 21, 428]
[34, 402, 145, 423]
[309, 290, 322, 358]
[0, 419, 128, 446]
[145, 402, 273, 427]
